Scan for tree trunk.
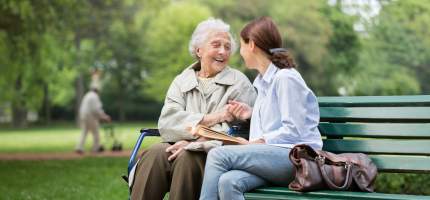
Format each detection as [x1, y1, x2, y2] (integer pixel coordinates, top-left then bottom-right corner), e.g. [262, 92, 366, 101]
[42, 83, 51, 124]
[12, 105, 27, 128]
[118, 91, 126, 122]
[75, 73, 85, 124]
[12, 75, 28, 127]
[12, 105, 28, 128]
[113, 64, 126, 122]
[118, 77, 126, 122]
[74, 34, 85, 125]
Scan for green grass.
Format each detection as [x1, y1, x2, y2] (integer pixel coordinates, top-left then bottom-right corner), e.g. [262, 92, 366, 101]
[0, 122, 162, 199]
[0, 157, 130, 200]
[0, 122, 159, 153]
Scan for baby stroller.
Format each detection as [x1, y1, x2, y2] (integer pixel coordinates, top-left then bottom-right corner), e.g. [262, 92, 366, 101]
[103, 123, 123, 151]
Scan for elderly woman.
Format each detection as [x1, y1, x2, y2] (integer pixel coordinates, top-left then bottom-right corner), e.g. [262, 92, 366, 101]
[131, 18, 257, 200]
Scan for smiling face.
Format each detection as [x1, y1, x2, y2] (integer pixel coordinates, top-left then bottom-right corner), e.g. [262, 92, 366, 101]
[196, 31, 232, 77]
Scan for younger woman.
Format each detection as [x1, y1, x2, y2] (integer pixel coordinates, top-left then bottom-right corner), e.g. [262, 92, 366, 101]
[198, 17, 323, 200]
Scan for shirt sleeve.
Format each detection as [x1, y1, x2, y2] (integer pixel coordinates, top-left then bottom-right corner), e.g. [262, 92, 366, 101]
[158, 79, 204, 142]
[262, 74, 307, 145]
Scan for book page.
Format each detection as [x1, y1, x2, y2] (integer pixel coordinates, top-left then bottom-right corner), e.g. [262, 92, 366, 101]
[194, 125, 246, 145]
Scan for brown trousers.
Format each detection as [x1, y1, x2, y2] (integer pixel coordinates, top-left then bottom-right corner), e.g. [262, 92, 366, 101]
[131, 143, 206, 200]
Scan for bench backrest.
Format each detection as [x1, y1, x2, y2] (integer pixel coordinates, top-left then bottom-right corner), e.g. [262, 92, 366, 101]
[318, 95, 430, 173]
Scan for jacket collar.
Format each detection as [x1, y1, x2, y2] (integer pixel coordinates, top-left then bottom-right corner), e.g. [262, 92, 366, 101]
[179, 62, 236, 93]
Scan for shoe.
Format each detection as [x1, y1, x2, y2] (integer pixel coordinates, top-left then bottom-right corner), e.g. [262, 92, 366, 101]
[75, 150, 84, 155]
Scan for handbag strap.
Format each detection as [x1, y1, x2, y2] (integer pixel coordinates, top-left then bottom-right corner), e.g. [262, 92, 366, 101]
[316, 155, 354, 190]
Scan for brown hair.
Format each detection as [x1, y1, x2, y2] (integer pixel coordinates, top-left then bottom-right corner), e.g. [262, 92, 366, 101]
[240, 16, 296, 69]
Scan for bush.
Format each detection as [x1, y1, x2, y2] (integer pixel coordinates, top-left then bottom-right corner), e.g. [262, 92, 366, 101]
[375, 173, 430, 195]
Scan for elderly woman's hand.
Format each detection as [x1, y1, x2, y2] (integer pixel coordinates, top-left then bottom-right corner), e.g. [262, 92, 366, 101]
[199, 108, 234, 127]
[165, 140, 190, 161]
[217, 108, 235, 123]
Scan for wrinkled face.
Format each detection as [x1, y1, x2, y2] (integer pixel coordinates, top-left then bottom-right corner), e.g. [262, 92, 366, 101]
[196, 32, 231, 75]
[239, 38, 255, 69]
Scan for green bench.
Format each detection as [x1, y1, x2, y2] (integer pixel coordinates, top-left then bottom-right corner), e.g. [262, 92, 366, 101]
[128, 95, 430, 199]
[244, 95, 430, 200]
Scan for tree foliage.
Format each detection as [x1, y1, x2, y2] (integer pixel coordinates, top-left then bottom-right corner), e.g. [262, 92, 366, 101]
[1, 0, 429, 126]
[341, 0, 428, 95]
[0, 0, 79, 126]
[142, 2, 212, 101]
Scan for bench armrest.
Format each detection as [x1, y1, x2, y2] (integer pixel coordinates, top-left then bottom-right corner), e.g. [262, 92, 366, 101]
[127, 129, 160, 174]
[127, 126, 249, 174]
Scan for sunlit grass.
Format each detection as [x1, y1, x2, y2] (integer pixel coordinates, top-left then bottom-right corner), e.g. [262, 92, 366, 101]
[0, 157, 129, 200]
[0, 122, 162, 200]
[0, 122, 159, 153]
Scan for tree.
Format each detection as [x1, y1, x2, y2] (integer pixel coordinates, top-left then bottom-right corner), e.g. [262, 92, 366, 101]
[341, 0, 428, 95]
[142, 2, 212, 101]
[369, 0, 429, 93]
[0, 0, 78, 127]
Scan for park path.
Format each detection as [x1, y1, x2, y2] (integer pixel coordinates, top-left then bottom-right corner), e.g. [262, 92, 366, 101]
[0, 150, 132, 161]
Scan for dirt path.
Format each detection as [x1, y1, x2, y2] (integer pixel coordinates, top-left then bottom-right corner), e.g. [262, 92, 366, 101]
[0, 150, 132, 161]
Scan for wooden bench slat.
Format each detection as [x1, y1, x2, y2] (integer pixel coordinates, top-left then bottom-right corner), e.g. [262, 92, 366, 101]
[319, 123, 430, 138]
[246, 187, 430, 200]
[318, 95, 430, 107]
[320, 107, 430, 122]
[323, 139, 430, 155]
[244, 193, 294, 200]
[369, 155, 430, 173]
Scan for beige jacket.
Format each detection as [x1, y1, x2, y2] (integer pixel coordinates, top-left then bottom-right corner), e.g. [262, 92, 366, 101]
[79, 90, 106, 123]
[158, 63, 257, 142]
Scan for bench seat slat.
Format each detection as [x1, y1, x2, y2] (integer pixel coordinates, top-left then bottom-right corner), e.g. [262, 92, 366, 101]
[320, 107, 430, 122]
[245, 187, 430, 200]
[318, 95, 430, 107]
[319, 123, 430, 138]
[323, 139, 430, 155]
[245, 193, 335, 200]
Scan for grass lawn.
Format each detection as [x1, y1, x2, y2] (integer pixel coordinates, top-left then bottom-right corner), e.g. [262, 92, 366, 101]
[0, 122, 159, 153]
[0, 122, 162, 199]
[0, 157, 130, 200]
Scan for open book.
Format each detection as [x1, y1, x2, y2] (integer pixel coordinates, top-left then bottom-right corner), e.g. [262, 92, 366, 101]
[190, 125, 246, 145]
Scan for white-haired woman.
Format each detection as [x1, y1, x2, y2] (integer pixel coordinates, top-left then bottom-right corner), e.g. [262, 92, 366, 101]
[131, 18, 257, 200]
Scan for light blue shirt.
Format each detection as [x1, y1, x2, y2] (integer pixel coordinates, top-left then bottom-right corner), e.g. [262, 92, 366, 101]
[249, 63, 323, 149]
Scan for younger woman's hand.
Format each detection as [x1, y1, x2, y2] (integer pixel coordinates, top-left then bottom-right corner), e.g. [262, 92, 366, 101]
[249, 138, 265, 144]
[227, 100, 252, 121]
[235, 137, 249, 145]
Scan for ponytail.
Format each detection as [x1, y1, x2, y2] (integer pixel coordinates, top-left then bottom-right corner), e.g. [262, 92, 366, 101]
[269, 48, 296, 69]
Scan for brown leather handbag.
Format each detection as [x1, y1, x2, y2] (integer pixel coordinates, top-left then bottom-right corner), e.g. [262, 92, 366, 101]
[288, 144, 378, 192]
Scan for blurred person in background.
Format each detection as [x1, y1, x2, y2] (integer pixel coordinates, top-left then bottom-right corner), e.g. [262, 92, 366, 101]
[75, 69, 111, 154]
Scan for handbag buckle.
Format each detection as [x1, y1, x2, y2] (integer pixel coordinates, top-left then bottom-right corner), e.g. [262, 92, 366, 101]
[344, 163, 352, 169]
[315, 155, 325, 164]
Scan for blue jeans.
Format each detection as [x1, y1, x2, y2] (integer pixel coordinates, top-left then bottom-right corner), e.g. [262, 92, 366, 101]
[199, 144, 294, 200]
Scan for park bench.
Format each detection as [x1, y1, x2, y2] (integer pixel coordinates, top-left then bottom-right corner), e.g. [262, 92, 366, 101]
[127, 95, 430, 200]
